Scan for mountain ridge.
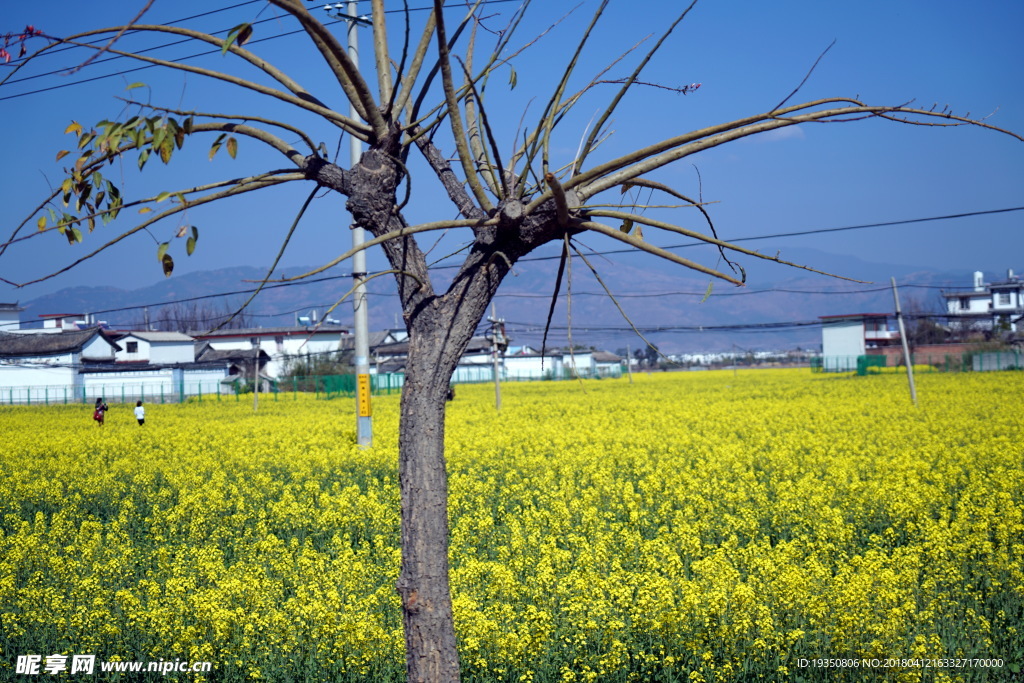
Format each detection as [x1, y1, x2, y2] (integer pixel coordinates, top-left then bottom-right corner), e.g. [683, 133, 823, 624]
[11, 251, 1013, 354]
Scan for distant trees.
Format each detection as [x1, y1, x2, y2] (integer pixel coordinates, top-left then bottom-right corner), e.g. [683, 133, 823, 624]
[637, 342, 662, 368]
[149, 300, 253, 333]
[902, 295, 948, 350]
[281, 349, 353, 378]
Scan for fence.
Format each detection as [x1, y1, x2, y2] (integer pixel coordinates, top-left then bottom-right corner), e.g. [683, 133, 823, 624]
[0, 373, 408, 406]
[0, 362, 630, 406]
[812, 349, 1023, 375]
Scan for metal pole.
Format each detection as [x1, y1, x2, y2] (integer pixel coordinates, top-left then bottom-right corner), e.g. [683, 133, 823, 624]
[891, 277, 918, 407]
[348, 0, 373, 447]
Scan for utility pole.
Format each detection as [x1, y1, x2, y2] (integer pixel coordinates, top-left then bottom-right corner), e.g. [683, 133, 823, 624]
[625, 344, 634, 384]
[891, 277, 918, 407]
[323, 1, 373, 446]
[251, 336, 260, 413]
[349, 0, 372, 447]
[486, 304, 507, 410]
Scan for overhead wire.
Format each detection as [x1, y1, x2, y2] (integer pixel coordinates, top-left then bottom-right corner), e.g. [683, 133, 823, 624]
[0, 0, 523, 101]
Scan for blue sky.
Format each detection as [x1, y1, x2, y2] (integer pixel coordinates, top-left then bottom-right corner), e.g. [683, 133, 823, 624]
[1, 0, 1021, 307]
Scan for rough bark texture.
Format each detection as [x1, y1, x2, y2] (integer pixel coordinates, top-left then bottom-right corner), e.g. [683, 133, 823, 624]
[395, 306, 473, 683]
[313, 123, 568, 681]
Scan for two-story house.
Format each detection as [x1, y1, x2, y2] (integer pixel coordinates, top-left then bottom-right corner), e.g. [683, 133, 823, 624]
[942, 270, 1024, 333]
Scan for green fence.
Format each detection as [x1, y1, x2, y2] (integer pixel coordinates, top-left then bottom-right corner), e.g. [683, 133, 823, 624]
[812, 349, 1023, 375]
[0, 373, 408, 406]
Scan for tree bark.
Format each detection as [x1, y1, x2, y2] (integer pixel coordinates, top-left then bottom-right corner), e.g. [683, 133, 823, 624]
[395, 300, 479, 683]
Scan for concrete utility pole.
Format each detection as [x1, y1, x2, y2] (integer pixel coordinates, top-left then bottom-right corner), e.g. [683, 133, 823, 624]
[251, 336, 260, 413]
[324, 0, 373, 446]
[487, 304, 507, 410]
[891, 277, 918, 407]
[626, 344, 634, 384]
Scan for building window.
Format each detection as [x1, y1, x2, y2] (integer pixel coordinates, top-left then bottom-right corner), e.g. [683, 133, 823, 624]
[275, 336, 285, 352]
[958, 297, 970, 310]
[997, 292, 1010, 306]
[126, 341, 138, 353]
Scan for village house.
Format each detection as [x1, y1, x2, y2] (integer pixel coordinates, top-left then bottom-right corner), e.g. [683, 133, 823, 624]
[0, 303, 22, 333]
[189, 324, 353, 378]
[942, 269, 1024, 334]
[817, 313, 901, 372]
[0, 327, 121, 402]
[0, 310, 230, 404]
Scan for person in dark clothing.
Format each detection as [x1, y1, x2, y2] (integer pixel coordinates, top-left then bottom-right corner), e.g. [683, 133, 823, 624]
[93, 398, 109, 426]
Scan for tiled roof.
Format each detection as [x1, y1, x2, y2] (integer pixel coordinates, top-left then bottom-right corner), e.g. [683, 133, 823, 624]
[0, 329, 120, 356]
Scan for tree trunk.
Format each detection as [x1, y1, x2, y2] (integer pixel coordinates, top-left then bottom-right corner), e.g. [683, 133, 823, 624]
[395, 304, 477, 683]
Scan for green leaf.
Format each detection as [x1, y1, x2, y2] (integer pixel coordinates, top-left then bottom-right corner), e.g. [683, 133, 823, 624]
[209, 133, 226, 161]
[137, 148, 150, 170]
[222, 23, 253, 55]
[226, 136, 238, 159]
[700, 280, 714, 304]
[71, 227, 83, 243]
[508, 66, 517, 89]
[619, 218, 633, 234]
[56, 150, 70, 162]
[186, 236, 196, 256]
[37, 215, 46, 231]
[151, 126, 166, 152]
[161, 253, 174, 277]
[125, 82, 147, 91]
[64, 121, 82, 136]
[158, 137, 174, 164]
[155, 191, 173, 202]
[156, 242, 169, 262]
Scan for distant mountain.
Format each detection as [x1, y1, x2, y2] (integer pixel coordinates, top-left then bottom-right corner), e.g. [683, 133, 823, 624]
[13, 254, 1015, 354]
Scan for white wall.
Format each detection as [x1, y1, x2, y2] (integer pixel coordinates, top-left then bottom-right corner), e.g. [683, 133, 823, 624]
[148, 341, 195, 365]
[0, 353, 77, 396]
[821, 319, 865, 358]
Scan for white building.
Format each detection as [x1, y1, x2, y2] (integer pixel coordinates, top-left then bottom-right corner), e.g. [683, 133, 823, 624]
[818, 313, 900, 372]
[0, 321, 230, 404]
[503, 346, 563, 380]
[113, 331, 196, 364]
[0, 303, 22, 333]
[560, 349, 624, 379]
[942, 269, 1024, 333]
[190, 325, 352, 378]
[0, 328, 121, 400]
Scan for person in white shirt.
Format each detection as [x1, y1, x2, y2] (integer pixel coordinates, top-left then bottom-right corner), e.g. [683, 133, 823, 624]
[134, 400, 146, 426]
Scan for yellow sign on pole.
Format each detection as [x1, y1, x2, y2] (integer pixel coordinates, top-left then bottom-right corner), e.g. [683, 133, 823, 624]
[357, 374, 372, 417]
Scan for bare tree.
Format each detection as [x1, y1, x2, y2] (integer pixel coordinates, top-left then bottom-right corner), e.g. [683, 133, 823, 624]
[2, 2, 1020, 680]
[903, 295, 949, 350]
[150, 299, 254, 333]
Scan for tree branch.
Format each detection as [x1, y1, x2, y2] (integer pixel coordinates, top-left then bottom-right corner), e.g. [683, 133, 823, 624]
[432, 0, 494, 211]
[265, 0, 388, 138]
[14, 175, 300, 287]
[579, 220, 744, 285]
[51, 31, 371, 138]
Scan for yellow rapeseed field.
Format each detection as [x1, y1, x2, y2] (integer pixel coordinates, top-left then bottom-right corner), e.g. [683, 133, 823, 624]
[1, 370, 1021, 682]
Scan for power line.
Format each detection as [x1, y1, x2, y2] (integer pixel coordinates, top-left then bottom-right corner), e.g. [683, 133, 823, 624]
[0, 0, 523, 102]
